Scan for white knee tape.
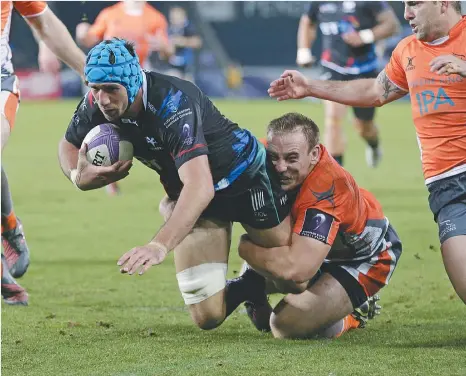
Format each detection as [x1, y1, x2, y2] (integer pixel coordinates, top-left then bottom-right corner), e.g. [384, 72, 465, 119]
[176, 263, 227, 305]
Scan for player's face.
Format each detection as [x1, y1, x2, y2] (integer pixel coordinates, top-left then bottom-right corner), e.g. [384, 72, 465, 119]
[170, 7, 186, 26]
[267, 129, 318, 191]
[404, 1, 444, 41]
[89, 83, 128, 122]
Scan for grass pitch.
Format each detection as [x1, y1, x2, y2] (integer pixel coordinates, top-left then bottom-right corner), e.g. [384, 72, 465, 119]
[2, 99, 465, 376]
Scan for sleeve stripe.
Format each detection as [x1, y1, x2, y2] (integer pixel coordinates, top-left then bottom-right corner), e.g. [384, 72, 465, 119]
[21, 5, 48, 19]
[176, 144, 206, 158]
[385, 71, 409, 92]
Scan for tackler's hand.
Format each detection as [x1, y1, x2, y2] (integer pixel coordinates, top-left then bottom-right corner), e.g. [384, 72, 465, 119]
[268, 70, 310, 101]
[430, 54, 466, 77]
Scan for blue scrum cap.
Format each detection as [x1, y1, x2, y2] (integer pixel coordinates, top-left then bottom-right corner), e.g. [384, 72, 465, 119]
[84, 39, 143, 106]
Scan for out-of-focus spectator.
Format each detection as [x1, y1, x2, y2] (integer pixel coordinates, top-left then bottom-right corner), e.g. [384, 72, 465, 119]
[75, 0, 173, 68]
[163, 6, 202, 80]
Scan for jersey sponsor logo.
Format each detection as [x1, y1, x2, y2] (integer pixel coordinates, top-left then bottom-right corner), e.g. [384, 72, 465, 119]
[121, 118, 138, 126]
[310, 182, 335, 207]
[147, 102, 157, 115]
[163, 108, 193, 129]
[145, 137, 163, 151]
[72, 113, 80, 126]
[319, 3, 337, 13]
[280, 194, 288, 206]
[439, 219, 457, 240]
[299, 208, 334, 243]
[136, 156, 162, 171]
[250, 189, 266, 212]
[406, 56, 416, 71]
[157, 89, 186, 120]
[319, 22, 340, 36]
[215, 178, 230, 191]
[415, 88, 454, 116]
[181, 123, 195, 146]
[342, 1, 356, 13]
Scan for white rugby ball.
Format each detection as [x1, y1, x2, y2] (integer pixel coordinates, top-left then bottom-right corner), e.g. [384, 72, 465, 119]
[83, 123, 133, 167]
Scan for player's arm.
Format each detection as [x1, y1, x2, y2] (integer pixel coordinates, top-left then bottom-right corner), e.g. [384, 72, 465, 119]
[239, 233, 330, 284]
[296, 9, 317, 66]
[151, 156, 215, 251]
[171, 35, 202, 49]
[343, 3, 400, 47]
[76, 10, 107, 48]
[269, 69, 408, 107]
[58, 137, 132, 190]
[117, 100, 215, 274]
[371, 5, 401, 41]
[170, 21, 202, 50]
[118, 155, 215, 275]
[58, 137, 79, 181]
[59, 100, 132, 189]
[149, 15, 175, 59]
[25, 7, 86, 76]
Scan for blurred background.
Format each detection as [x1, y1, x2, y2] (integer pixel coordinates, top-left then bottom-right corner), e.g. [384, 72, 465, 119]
[11, 1, 465, 101]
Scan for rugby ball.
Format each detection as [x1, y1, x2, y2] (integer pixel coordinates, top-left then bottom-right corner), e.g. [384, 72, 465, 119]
[82, 123, 133, 167]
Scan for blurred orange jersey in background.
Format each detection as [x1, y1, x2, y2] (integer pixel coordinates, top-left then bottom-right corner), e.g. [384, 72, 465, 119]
[87, 2, 168, 66]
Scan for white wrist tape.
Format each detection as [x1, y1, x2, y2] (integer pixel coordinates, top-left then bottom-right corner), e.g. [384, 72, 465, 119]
[70, 169, 79, 187]
[297, 48, 313, 65]
[359, 29, 375, 44]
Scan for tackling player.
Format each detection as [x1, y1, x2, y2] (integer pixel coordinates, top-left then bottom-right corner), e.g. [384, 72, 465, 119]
[297, 1, 400, 167]
[1, 1, 86, 305]
[269, 2, 466, 305]
[59, 39, 292, 330]
[226, 113, 401, 339]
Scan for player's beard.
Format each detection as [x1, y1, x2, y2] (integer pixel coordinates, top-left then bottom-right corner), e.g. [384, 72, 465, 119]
[102, 108, 120, 122]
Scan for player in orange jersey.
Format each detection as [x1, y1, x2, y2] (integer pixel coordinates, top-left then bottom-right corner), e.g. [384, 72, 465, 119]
[268, 2, 466, 305]
[225, 113, 401, 338]
[76, 0, 173, 196]
[76, 0, 173, 68]
[1, 1, 86, 305]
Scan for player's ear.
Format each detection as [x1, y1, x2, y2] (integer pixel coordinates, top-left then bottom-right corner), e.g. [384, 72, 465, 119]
[309, 144, 320, 164]
[440, 1, 448, 14]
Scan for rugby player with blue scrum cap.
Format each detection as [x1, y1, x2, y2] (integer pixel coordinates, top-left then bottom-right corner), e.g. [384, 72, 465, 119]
[58, 38, 294, 330]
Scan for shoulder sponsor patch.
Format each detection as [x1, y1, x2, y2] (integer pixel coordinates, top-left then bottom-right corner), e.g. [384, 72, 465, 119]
[299, 208, 334, 244]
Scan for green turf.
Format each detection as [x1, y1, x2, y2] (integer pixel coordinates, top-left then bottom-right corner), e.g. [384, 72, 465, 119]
[2, 99, 465, 376]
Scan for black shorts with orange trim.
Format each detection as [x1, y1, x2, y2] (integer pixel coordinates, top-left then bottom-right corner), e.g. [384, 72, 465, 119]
[317, 224, 402, 308]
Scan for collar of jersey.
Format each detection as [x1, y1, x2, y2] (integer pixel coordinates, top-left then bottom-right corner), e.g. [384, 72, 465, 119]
[424, 17, 465, 46]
